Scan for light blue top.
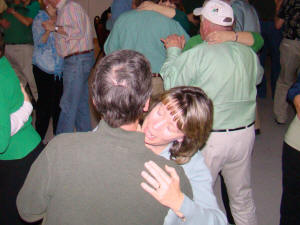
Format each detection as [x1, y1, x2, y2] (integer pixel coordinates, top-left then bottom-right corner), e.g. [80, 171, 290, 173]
[160, 146, 227, 225]
[32, 11, 64, 76]
[104, 10, 189, 73]
[231, 0, 261, 32]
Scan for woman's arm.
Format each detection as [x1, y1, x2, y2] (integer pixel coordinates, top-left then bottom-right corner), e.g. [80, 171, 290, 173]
[33, 13, 52, 46]
[141, 158, 227, 224]
[137, 2, 190, 33]
[7, 8, 33, 26]
[205, 31, 263, 52]
[10, 85, 33, 136]
[137, 1, 176, 18]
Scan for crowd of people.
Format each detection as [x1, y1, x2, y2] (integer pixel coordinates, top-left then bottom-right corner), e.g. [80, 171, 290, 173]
[0, 0, 300, 224]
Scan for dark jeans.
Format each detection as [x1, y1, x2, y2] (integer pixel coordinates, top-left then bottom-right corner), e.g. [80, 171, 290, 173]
[280, 142, 300, 225]
[0, 142, 44, 225]
[33, 65, 63, 139]
[56, 51, 94, 134]
[257, 20, 282, 98]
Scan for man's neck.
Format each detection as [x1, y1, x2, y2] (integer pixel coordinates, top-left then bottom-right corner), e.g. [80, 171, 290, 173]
[120, 120, 139, 132]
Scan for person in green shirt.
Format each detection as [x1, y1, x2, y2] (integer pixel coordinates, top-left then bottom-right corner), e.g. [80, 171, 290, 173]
[159, 1, 263, 225]
[0, 0, 40, 101]
[0, 31, 43, 225]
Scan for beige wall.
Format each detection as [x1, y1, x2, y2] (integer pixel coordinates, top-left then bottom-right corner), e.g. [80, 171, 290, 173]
[74, 0, 113, 37]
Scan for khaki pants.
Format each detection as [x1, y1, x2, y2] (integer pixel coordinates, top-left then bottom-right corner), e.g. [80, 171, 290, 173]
[202, 125, 257, 225]
[274, 38, 300, 123]
[5, 44, 38, 101]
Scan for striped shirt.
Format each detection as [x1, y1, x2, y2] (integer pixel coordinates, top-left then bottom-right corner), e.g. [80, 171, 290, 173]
[55, 0, 93, 57]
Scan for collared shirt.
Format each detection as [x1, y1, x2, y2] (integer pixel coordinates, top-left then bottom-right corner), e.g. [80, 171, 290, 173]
[160, 147, 227, 225]
[32, 10, 63, 76]
[55, 0, 93, 57]
[104, 10, 189, 73]
[231, 0, 261, 32]
[278, 0, 300, 40]
[160, 42, 263, 130]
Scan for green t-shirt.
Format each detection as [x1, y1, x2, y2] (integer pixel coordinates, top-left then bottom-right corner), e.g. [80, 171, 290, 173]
[2, 1, 40, 44]
[0, 57, 40, 160]
[183, 32, 264, 53]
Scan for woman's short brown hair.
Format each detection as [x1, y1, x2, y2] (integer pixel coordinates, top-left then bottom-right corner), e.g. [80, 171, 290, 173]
[160, 86, 213, 164]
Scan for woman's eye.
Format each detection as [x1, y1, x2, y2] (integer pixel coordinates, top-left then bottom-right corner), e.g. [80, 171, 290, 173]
[157, 107, 163, 116]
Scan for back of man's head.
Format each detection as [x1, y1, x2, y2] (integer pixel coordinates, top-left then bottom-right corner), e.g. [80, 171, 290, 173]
[0, 31, 5, 58]
[92, 50, 152, 128]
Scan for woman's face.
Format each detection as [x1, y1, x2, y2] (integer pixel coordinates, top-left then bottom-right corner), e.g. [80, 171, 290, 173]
[142, 102, 184, 147]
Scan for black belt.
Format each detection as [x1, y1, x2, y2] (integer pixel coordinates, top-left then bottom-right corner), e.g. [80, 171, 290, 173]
[65, 49, 94, 59]
[7, 43, 31, 45]
[152, 73, 162, 78]
[212, 122, 255, 132]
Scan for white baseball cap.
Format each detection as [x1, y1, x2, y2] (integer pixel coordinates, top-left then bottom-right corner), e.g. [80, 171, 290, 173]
[193, 0, 234, 26]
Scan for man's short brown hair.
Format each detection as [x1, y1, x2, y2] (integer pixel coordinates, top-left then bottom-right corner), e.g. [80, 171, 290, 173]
[91, 50, 152, 128]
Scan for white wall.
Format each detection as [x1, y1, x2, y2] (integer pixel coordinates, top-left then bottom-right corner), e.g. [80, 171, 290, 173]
[74, 0, 113, 37]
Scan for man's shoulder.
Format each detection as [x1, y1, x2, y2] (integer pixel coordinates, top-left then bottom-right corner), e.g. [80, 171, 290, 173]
[44, 131, 97, 154]
[118, 10, 173, 22]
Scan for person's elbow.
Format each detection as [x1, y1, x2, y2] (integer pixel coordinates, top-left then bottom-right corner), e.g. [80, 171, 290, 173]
[24, 18, 33, 27]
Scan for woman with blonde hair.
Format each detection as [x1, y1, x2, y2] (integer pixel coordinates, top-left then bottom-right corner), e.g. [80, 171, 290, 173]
[141, 86, 227, 224]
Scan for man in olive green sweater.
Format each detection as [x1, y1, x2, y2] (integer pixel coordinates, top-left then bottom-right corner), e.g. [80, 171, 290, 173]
[17, 50, 192, 225]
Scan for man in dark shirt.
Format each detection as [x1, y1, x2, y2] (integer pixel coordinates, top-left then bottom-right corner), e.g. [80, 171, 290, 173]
[273, 0, 300, 124]
[251, 0, 282, 98]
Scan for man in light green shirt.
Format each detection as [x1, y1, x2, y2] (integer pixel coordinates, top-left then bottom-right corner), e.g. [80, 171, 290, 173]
[160, 1, 263, 225]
